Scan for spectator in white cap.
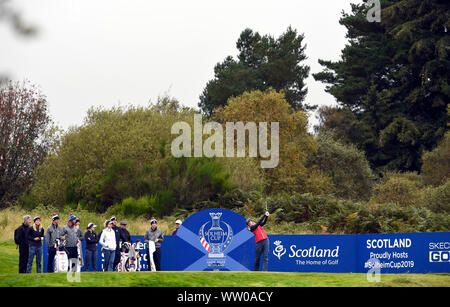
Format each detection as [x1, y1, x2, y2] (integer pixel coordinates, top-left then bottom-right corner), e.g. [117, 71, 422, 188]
[99, 220, 116, 271]
[172, 219, 182, 235]
[144, 218, 164, 271]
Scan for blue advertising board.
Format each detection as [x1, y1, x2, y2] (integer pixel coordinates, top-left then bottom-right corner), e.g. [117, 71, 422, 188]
[268, 234, 357, 273]
[356, 232, 450, 273]
[42, 209, 450, 274]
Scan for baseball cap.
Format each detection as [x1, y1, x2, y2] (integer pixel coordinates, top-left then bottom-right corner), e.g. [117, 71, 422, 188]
[68, 215, 77, 223]
[87, 222, 97, 229]
[175, 220, 182, 225]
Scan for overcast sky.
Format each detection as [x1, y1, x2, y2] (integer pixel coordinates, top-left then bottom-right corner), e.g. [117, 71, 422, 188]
[0, 0, 353, 131]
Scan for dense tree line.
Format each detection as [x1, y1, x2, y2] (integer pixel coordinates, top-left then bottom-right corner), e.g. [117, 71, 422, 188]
[1, 1, 448, 232]
[313, 0, 449, 172]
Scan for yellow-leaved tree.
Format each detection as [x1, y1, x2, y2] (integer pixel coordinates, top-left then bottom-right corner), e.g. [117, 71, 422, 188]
[214, 88, 333, 194]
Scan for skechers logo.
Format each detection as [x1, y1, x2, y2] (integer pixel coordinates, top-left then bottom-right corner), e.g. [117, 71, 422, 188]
[429, 251, 450, 263]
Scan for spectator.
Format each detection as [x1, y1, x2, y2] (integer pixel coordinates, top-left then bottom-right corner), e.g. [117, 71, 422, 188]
[99, 220, 116, 271]
[74, 218, 84, 241]
[119, 221, 131, 245]
[62, 215, 81, 272]
[110, 216, 121, 270]
[45, 214, 62, 273]
[74, 218, 84, 269]
[172, 220, 182, 235]
[246, 211, 270, 271]
[14, 215, 31, 273]
[26, 216, 44, 273]
[144, 218, 164, 271]
[84, 223, 98, 272]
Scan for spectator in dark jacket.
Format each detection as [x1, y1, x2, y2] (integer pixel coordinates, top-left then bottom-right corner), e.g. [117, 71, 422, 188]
[15, 215, 31, 273]
[84, 223, 98, 272]
[26, 216, 44, 273]
[110, 216, 122, 270]
[45, 214, 62, 273]
[119, 221, 131, 245]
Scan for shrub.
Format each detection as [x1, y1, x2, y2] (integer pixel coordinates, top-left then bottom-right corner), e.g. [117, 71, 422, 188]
[25, 100, 197, 209]
[418, 180, 450, 213]
[370, 172, 422, 207]
[239, 192, 449, 234]
[108, 196, 152, 219]
[421, 132, 450, 186]
[307, 132, 375, 200]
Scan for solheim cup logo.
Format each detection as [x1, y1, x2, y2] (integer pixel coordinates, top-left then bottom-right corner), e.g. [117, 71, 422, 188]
[199, 212, 233, 258]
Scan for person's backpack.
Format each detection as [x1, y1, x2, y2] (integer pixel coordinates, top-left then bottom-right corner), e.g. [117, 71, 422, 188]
[14, 225, 22, 246]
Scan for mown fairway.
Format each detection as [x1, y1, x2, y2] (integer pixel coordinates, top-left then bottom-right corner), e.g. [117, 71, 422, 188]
[0, 241, 448, 287]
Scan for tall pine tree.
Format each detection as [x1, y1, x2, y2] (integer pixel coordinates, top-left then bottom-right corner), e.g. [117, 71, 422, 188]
[199, 27, 312, 116]
[313, 0, 449, 172]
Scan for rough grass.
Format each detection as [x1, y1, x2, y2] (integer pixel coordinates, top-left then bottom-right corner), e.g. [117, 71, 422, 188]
[0, 206, 312, 241]
[0, 240, 448, 287]
[0, 206, 176, 241]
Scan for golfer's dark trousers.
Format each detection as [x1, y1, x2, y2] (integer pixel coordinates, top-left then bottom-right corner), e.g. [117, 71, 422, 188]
[254, 238, 269, 271]
[65, 247, 78, 271]
[19, 244, 29, 273]
[47, 247, 57, 273]
[84, 249, 97, 272]
[148, 247, 162, 271]
[113, 248, 121, 270]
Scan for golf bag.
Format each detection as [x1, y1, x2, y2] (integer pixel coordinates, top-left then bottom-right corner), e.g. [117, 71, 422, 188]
[128, 240, 142, 272]
[148, 240, 156, 272]
[117, 241, 131, 272]
[117, 240, 142, 272]
[54, 239, 69, 273]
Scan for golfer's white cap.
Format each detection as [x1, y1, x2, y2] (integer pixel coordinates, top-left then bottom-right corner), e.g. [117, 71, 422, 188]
[175, 220, 182, 225]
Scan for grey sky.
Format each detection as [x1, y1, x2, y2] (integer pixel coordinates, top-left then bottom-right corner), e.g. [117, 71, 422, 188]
[0, 0, 352, 131]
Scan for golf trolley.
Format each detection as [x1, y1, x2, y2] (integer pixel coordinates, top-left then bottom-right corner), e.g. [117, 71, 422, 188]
[53, 238, 69, 273]
[117, 240, 143, 272]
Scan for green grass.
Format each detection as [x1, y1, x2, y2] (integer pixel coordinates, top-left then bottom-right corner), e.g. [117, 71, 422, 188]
[0, 240, 449, 287]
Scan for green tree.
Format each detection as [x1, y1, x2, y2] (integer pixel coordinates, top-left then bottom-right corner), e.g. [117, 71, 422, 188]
[214, 89, 329, 195]
[199, 27, 312, 116]
[26, 97, 256, 213]
[313, 0, 449, 172]
[307, 132, 375, 200]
